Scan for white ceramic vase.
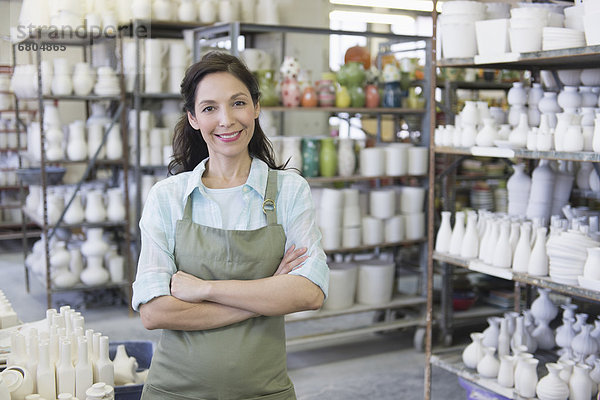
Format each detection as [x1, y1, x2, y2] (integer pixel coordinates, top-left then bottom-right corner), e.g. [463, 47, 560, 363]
[63, 192, 85, 224]
[67, 121, 87, 161]
[507, 82, 527, 106]
[95, 336, 114, 387]
[532, 320, 556, 350]
[84, 190, 106, 223]
[448, 211, 465, 256]
[530, 288, 558, 324]
[106, 188, 126, 222]
[56, 339, 75, 396]
[36, 341, 56, 400]
[462, 332, 484, 369]
[75, 337, 93, 400]
[492, 220, 512, 268]
[508, 112, 529, 148]
[81, 228, 109, 258]
[477, 346, 499, 379]
[80, 256, 109, 286]
[583, 247, 600, 280]
[515, 357, 539, 398]
[528, 227, 549, 276]
[497, 318, 511, 358]
[497, 354, 515, 388]
[337, 138, 356, 177]
[526, 160, 556, 223]
[482, 316, 501, 349]
[555, 317, 577, 349]
[475, 118, 497, 146]
[113, 344, 136, 385]
[435, 211, 452, 253]
[536, 363, 569, 400]
[460, 210, 479, 259]
[569, 363, 593, 400]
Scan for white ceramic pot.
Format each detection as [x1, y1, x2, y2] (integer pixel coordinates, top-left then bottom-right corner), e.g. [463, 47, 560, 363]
[323, 263, 357, 311]
[359, 147, 385, 177]
[404, 213, 425, 240]
[361, 216, 383, 245]
[536, 363, 569, 400]
[369, 189, 395, 219]
[356, 260, 394, 305]
[462, 332, 484, 369]
[384, 215, 404, 243]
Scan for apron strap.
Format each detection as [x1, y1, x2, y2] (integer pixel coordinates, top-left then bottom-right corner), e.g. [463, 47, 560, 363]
[263, 169, 278, 225]
[182, 189, 194, 221]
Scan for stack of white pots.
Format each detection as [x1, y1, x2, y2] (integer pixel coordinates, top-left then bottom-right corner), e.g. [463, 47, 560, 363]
[439, 1, 486, 59]
[168, 40, 190, 94]
[0, 289, 18, 329]
[145, 39, 168, 94]
[461, 290, 600, 400]
[317, 188, 345, 251]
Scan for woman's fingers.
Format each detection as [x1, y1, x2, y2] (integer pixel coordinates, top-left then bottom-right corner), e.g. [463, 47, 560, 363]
[274, 246, 308, 275]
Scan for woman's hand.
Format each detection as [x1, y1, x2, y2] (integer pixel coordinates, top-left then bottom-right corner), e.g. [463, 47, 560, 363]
[170, 271, 211, 303]
[273, 245, 309, 276]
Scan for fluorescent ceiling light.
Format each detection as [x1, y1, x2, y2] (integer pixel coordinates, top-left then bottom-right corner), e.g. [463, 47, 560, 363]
[330, 10, 415, 25]
[330, 0, 443, 13]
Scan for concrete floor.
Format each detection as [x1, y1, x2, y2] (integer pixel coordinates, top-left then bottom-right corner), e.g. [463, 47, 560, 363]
[0, 241, 466, 400]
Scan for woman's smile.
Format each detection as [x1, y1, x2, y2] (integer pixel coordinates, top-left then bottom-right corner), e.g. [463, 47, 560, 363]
[215, 130, 242, 142]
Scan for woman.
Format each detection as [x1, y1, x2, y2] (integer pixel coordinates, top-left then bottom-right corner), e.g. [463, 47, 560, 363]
[132, 51, 329, 400]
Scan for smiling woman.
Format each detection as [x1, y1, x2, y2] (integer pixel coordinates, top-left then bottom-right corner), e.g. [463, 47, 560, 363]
[132, 51, 329, 400]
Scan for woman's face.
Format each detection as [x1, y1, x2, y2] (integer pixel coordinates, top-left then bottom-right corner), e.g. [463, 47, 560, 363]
[187, 71, 260, 161]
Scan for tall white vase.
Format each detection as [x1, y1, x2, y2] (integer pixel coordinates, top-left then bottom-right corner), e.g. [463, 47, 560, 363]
[512, 223, 531, 272]
[56, 339, 75, 396]
[460, 210, 479, 258]
[530, 287, 558, 324]
[515, 357, 539, 398]
[497, 354, 515, 388]
[448, 211, 465, 256]
[507, 163, 531, 217]
[528, 227, 549, 276]
[75, 337, 93, 400]
[526, 160, 556, 224]
[593, 115, 600, 152]
[84, 190, 106, 223]
[569, 363, 593, 400]
[435, 211, 452, 253]
[96, 336, 114, 387]
[492, 220, 512, 268]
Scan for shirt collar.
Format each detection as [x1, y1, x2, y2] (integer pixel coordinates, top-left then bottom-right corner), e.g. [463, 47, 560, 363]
[182, 157, 269, 200]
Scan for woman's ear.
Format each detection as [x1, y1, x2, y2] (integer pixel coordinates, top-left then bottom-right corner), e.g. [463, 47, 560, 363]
[254, 102, 261, 119]
[187, 111, 200, 130]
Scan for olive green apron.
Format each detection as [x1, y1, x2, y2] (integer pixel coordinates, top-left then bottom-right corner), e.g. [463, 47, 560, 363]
[142, 170, 296, 400]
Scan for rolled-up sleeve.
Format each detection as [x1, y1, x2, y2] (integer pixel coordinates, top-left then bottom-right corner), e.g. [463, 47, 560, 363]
[132, 185, 178, 311]
[282, 176, 329, 298]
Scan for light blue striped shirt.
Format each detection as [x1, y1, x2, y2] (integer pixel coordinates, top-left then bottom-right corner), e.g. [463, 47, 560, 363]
[132, 157, 329, 311]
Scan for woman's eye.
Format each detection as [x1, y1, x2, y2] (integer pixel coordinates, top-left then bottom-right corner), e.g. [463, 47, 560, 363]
[234, 100, 246, 107]
[201, 105, 215, 112]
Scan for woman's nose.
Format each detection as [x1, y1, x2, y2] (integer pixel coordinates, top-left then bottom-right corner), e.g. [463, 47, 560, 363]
[218, 108, 234, 127]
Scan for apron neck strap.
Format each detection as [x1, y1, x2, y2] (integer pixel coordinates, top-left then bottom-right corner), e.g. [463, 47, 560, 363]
[182, 188, 195, 220]
[263, 169, 278, 225]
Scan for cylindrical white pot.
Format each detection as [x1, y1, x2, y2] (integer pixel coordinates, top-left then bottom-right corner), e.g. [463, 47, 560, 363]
[362, 216, 384, 245]
[385, 215, 405, 243]
[323, 263, 358, 311]
[404, 212, 425, 240]
[369, 189, 396, 219]
[359, 147, 385, 177]
[399, 186, 426, 214]
[357, 260, 395, 305]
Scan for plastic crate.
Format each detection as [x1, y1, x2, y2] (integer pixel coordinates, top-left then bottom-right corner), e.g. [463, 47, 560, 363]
[458, 378, 511, 400]
[109, 340, 155, 400]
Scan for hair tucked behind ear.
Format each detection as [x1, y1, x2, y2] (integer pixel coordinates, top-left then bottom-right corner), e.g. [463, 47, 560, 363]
[168, 51, 285, 175]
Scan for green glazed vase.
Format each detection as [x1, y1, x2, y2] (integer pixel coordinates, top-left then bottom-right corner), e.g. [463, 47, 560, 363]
[319, 137, 338, 177]
[301, 137, 320, 177]
[255, 69, 279, 107]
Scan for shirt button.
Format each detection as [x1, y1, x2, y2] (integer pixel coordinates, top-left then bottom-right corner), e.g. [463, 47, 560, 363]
[242, 186, 250, 193]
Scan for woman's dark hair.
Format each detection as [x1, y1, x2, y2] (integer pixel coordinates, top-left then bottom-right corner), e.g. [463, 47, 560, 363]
[168, 51, 285, 175]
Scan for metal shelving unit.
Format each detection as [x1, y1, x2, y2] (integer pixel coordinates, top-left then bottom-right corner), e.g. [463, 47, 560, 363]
[424, 4, 600, 399]
[12, 30, 133, 309]
[186, 22, 433, 347]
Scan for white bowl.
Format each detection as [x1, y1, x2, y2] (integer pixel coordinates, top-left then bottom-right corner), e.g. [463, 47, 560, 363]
[509, 27, 543, 53]
[475, 19, 510, 56]
[580, 69, 600, 86]
[557, 69, 582, 86]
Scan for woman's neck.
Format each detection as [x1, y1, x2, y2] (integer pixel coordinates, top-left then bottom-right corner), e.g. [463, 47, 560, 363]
[202, 155, 252, 189]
